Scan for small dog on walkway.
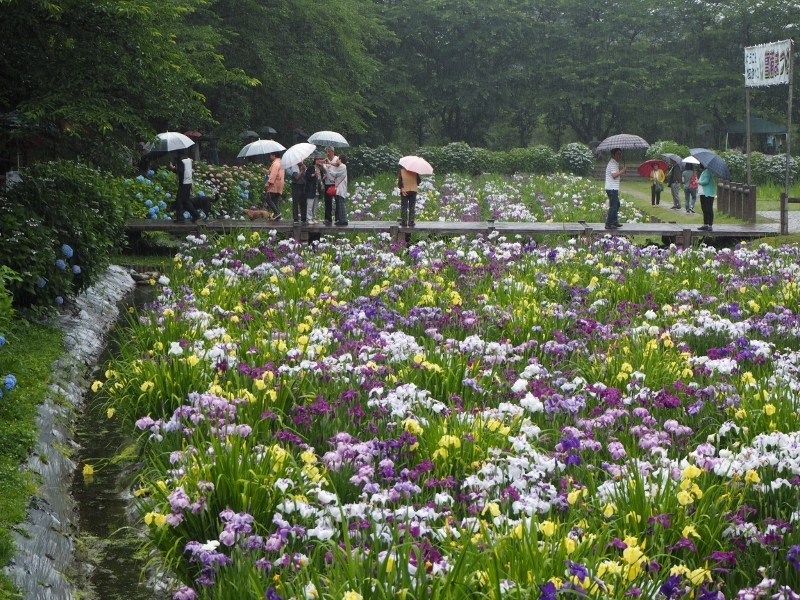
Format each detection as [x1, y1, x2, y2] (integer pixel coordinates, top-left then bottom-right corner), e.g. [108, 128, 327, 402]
[243, 208, 275, 220]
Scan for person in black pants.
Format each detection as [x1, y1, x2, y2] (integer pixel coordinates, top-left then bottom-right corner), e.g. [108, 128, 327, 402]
[288, 162, 307, 224]
[169, 150, 200, 223]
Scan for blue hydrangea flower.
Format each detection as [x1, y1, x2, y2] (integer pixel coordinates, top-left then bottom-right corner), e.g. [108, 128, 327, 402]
[136, 192, 142, 199]
[55, 259, 66, 270]
[3, 374, 16, 391]
[197, 191, 205, 197]
[148, 207, 157, 217]
[0, 335, 5, 347]
[36, 277, 46, 288]
[136, 175, 145, 181]
[183, 211, 191, 219]
[154, 186, 161, 192]
[145, 199, 153, 207]
[145, 179, 152, 186]
[147, 169, 155, 176]
[61, 244, 74, 258]
[165, 193, 172, 199]
[72, 265, 81, 274]
[159, 201, 167, 208]
[55, 296, 64, 305]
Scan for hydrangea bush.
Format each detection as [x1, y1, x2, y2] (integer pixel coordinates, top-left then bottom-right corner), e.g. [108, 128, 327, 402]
[96, 174, 800, 600]
[557, 143, 593, 176]
[0, 160, 128, 308]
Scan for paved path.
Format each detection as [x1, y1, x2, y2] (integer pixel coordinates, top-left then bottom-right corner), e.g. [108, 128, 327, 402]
[757, 211, 800, 234]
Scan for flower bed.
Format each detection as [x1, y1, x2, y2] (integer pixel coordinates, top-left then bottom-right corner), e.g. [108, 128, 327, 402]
[98, 175, 800, 600]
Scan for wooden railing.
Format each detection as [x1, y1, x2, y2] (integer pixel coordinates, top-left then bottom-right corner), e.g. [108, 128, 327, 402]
[717, 181, 757, 224]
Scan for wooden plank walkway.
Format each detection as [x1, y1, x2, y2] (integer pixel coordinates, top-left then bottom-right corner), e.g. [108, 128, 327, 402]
[126, 218, 779, 246]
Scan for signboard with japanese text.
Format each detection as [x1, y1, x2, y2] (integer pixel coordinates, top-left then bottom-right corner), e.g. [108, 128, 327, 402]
[744, 40, 792, 87]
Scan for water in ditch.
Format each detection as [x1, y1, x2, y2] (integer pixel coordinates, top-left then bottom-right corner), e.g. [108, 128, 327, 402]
[70, 284, 167, 600]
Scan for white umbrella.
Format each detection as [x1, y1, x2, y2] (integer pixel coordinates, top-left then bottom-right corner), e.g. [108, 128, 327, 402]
[237, 140, 286, 158]
[280, 143, 316, 169]
[144, 132, 195, 152]
[399, 156, 434, 175]
[308, 130, 349, 148]
[682, 156, 701, 165]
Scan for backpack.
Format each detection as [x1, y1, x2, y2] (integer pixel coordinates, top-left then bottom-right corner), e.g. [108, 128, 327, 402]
[689, 172, 698, 190]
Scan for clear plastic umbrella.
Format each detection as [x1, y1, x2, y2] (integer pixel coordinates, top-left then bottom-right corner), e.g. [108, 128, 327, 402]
[143, 132, 195, 153]
[237, 140, 286, 158]
[308, 131, 349, 148]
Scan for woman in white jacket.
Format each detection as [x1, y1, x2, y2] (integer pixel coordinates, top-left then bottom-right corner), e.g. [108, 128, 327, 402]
[327, 155, 349, 225]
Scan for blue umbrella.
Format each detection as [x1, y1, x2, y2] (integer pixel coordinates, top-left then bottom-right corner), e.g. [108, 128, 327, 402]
[689, 148, 731, 180]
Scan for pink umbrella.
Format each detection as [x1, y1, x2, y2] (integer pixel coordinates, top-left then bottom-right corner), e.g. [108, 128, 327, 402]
[183, 130, 203, 139]
[399, 156, 433, 175]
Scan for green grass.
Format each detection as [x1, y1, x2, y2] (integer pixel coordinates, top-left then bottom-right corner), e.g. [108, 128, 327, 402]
[0, 320, 64, 598]
[622, 179, 787, 226]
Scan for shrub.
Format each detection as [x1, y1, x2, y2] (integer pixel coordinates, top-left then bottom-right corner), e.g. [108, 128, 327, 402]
[506, 145, 559, 175]
[645, 140, 691, 161]
[346, 145, 402, 179]
[720, 150, 748, 183]
[420, 142, 479, 174]
[557, 143, 593, 176]
[0, 160, 128, 308]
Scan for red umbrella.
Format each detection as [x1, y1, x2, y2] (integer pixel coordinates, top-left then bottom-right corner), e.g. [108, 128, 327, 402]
[637, 159, 668, 179]
[183, 130, 203, 139]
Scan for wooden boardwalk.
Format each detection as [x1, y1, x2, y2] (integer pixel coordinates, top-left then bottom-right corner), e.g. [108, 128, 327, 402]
[126, 218, 779, 246]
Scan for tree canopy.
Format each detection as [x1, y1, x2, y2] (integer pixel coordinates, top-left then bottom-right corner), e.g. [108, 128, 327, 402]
[0, 0, 798, 163]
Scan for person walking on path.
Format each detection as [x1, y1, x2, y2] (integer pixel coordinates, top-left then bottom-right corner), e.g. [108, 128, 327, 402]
[666, 159, 683, 209]
[697, 164, 716, 232]
[604, 148, 627, 229]
[683, 164, 698, 214]
[264, 152, 285, 220]
[397, 166, 421, 227]
[169, 150, 200, 223]
[650, 162, 665, 206]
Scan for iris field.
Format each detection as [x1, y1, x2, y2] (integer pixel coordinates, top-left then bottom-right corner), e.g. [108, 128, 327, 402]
[96, 173, 800, 600]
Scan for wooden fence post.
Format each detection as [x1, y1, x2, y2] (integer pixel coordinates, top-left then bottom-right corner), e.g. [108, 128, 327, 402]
[782, 193, 789, 235]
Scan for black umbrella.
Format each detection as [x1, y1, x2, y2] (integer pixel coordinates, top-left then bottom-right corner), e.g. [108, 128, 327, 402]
[258, 126, 277, 137]
[689, 148, 731, 180]
[239, 130, 259, 140]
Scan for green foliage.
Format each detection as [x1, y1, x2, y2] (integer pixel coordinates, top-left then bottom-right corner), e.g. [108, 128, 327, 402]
[419, 142, 481, 175]
[721, 151, 798, 186]
[0, 267, 18, 337]
[721, 150, 748, 183]
[0, 160, 128, 308]
[0, 320, 63, 591]
[646, 141, 691, 161]
[346, 145, 403, 179]
[557, 142, 593, 176]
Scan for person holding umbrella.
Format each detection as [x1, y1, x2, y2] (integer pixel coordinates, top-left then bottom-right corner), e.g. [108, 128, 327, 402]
[650, 161, 665, 206]
[264, 151, 285, 220]
[321, 146, 341, 225]
[697, 163, 716, 232]
[397, 166, 421, 227]
[169, 149, 200, 223]
[604, 148, 627, 229]
[286, 160, 307, 224]
[683, 163, 698, 214]
[326, 155, 349, 225]
[666, 159, 683, 209]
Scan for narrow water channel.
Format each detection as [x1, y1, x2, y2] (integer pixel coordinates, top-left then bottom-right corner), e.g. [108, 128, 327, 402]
[70, 285, 165, 600]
